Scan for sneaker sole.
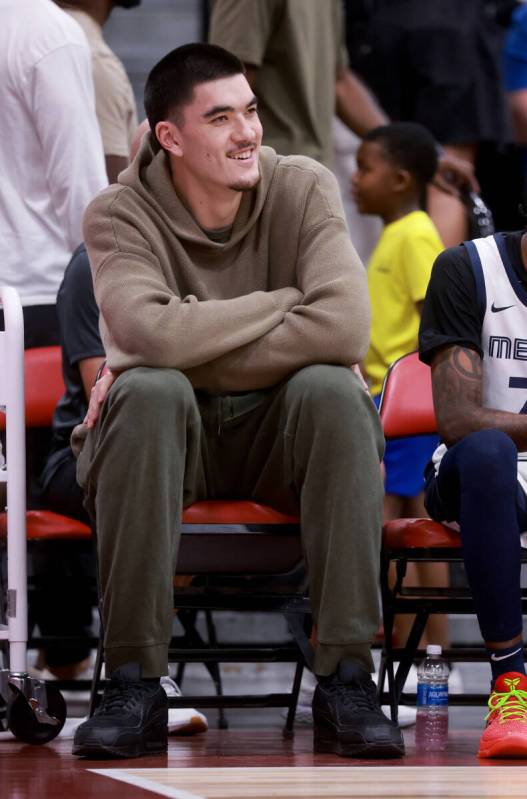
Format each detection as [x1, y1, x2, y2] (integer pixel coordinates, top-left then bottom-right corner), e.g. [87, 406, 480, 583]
[72, 738, 167, 759]
[73, 716, 168, 759]
[478, 734, 527, 759]
[314, 732, 405, 759]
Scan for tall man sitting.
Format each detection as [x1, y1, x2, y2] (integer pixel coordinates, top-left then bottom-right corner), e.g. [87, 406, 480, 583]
[72, 43, 403, 760]
[420, 230, 527, 758]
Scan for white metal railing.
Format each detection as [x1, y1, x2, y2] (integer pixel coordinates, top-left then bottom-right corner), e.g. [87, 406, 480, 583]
[0, 286, 27, 672]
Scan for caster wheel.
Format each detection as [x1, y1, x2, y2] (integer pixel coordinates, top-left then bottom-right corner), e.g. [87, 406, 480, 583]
[7, 684, 67, 744]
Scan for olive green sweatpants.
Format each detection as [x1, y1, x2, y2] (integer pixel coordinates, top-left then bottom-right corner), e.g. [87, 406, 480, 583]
[76, 364, 384, 677]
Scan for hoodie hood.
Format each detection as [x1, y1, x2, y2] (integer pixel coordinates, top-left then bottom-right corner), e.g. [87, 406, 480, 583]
[117, 132, 279, 249]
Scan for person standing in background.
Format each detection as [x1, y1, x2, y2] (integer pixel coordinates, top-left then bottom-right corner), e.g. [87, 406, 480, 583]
[208, 0, 479, 260]
[208, 0, 388, 168]
[0, 0, 107, 348]
[54, 0, 140, 183]
[0, 0, 106, 676]
[0, 0, 107, 510]
[345, 0, 511, 247]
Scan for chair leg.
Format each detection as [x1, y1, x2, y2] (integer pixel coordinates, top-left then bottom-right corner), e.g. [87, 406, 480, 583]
[177, 609, 220, 688]
[173, 608, 228, 729]
[379, 550, 398, 722]
[377, 656, 387, 700]
[283, 659, 303, 738]
[283, 607, 314, 671]
[88, 525, 103, 719]
[88, 634, 104, 718]
[395, 607, 429, 700]
[204, 610, 228, 730]
[385, 636, 398, 724]
[175, 660, 185, 687]
[172, 608, 197, 688]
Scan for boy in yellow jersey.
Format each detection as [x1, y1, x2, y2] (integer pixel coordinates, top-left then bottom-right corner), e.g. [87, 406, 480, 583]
[353, 122, 448, 652]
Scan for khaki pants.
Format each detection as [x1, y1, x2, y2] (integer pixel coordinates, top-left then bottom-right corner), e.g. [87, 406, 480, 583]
[77, 364, 384, 677]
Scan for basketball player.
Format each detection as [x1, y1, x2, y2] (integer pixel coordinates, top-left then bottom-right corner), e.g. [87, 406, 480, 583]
[420, 229, 527, 758]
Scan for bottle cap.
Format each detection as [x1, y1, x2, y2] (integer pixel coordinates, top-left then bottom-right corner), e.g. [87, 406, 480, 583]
[426, 644, 442, 656]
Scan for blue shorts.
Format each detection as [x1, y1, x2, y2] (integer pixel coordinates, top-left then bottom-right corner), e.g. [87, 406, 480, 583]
[374, 394, 439, 498]
[503, 53, 527, 92]
[504, 6, 527, 91]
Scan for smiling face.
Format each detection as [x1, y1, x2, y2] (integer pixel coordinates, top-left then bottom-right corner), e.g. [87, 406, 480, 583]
[157, 73, 263, 196]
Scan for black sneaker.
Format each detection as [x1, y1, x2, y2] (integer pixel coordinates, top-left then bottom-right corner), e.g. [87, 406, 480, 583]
[73, 663, 168, 758]
[312, 660, 405, 758]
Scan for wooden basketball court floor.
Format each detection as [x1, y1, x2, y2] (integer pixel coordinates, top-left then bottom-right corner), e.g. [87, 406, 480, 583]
[3, 724, 527, 799]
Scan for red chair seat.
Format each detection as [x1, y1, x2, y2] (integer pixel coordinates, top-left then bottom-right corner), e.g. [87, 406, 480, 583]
[0, 510, 92, 541]
[383, 517, 461, 550]
[0, 501, 301, 573]
[179, 501, 301, 574]
[182, 501, 299, 525]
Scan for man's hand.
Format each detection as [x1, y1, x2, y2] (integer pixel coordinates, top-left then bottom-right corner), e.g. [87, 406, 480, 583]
[352, 363, 369, 393]
[434, 151, 480, 196]
[84, 370, 117, 429]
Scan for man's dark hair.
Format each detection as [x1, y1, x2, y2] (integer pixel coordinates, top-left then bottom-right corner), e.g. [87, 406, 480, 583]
[364, 122, 438, 191]
[144, 43, 245, 138]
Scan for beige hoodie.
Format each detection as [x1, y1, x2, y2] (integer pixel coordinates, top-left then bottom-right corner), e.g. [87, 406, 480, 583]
[83, 134, 370, 393]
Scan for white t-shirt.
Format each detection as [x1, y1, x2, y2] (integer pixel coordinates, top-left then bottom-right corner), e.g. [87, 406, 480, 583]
[0, 0, 107, 306]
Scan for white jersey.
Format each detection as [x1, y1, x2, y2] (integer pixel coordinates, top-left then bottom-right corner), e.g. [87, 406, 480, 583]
[432, 233, 527, 509]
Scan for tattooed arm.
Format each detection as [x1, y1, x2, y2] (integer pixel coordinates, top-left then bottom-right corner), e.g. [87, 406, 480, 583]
[431, 345, 527, 448]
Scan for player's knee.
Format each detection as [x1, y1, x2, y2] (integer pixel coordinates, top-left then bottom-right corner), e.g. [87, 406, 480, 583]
[457, 429, 517, 486]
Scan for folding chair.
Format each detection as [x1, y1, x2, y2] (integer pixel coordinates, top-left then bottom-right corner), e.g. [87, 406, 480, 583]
[89, 502, 310, 735]
[377, 351, 527, 721]
[168, 501, 308, 735]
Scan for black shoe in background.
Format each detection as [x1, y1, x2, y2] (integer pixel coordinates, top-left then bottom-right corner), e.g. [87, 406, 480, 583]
[312, 660, 405, 758]
[73, 663, 168, 758]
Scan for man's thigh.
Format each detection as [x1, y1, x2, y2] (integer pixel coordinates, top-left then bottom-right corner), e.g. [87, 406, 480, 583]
[76, 366, 207, 502]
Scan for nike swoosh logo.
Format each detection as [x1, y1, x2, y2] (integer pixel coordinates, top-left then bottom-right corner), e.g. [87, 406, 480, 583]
[491, 302, 516, 313]
[490, 647, 522, 661]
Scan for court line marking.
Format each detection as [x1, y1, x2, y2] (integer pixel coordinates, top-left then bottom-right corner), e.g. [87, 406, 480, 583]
[90, 769, 204, 799]
[90, 765, 527, 798]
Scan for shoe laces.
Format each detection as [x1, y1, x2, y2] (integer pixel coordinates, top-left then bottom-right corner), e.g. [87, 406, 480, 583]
[326, 676, 382, 714]
[96, 680, 154, 716]
[485, 677, 527, 724]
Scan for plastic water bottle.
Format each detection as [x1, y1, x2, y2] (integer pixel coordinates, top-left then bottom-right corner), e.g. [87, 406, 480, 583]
[415, 644, 449, 752]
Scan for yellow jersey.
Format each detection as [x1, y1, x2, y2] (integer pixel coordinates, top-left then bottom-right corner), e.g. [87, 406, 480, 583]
[364, 210, 443, 395]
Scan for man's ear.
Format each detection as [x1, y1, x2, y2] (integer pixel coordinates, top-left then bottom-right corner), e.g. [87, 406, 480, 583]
[155, 120, 183, 156]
